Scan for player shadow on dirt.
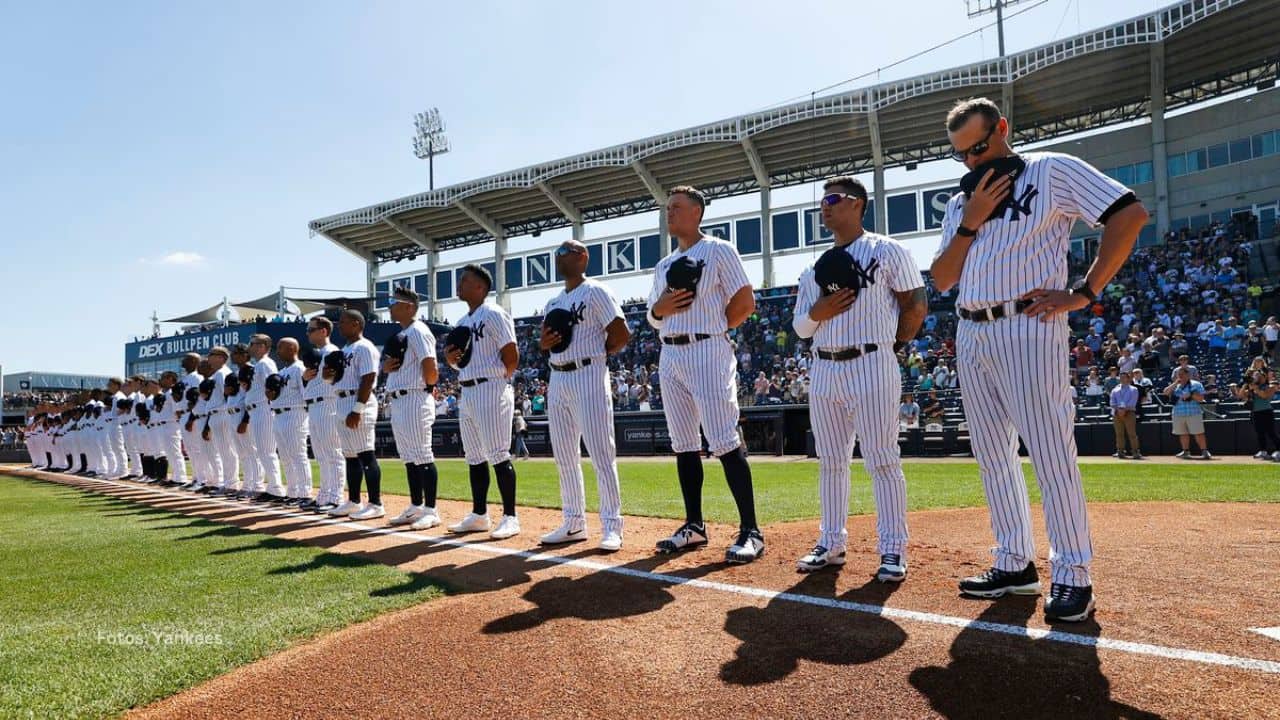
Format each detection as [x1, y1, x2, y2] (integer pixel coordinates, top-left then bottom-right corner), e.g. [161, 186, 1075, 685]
[719, 569, 908, 685]
[478, 554, 728, 635]
[909, 596, 1164, 720]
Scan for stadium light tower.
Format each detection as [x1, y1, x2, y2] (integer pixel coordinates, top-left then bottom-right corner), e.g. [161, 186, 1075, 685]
[412, 108, 451, 190]
[965, 0, 1032, 57]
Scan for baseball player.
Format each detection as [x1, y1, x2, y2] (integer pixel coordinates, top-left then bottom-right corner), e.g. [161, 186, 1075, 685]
[209, 372, 242, 495]
[160, 375, 189, 486]
[229, 344, 263, 494]
[302, 316, 345, 513]
[103, 377, 130, 479]
[381, 286, 443, 530]
[244, 335, 285, 502]
[122, 376, 146, 478]
[931, 97, 1148, 622]
[200, 348, 234, 490]
[646, 185, 763, 564]
[791, 176, 926, 579]
[270, 338, 313, 505]
[179, 356, 209, 490]
[444, 264, 521, 540]
[329, 308, 385, 520]
[537, 240, 630, 551]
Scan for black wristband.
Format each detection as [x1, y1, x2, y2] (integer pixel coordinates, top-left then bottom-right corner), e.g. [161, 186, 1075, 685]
[1070, 279, 1097, 302]
[956, 225, 977, 237]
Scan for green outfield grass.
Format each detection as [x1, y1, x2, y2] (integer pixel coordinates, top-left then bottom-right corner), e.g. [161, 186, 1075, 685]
[0, 474, 444, 720]
[294, 458, 1278, 526]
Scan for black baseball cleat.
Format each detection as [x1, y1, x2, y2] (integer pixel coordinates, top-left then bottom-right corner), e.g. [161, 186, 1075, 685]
[959, 562, 1040, 598]
[297, 499, 318, 511]
[263, 493, 289, 504]
[876, 554, 908, 583]
[1044, 583, 1095, 623]
[725, 528, 765, 564]
[655, 522, 708, 554]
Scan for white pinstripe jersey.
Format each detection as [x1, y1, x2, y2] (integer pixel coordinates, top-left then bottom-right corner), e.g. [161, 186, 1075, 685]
[545, 278, 625, 364]
[271, 360, 306, 409]
[456, 302, 517, 382]
[336, 337, 379, 391]
[386, 320, 437, 391]
[646, 235, 751, 337]
[303, 343, 339, 400]
[936, 151, 1132, 310]
[246, 357, 277, 405]
[225, 390, 246, 418]
[792, 231, 923, 347]
[204, 366, 232, 412]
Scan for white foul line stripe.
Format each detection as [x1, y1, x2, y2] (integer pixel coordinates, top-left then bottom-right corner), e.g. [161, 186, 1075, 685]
[1251, 627, 1280, 642]
[17, 469, 1280, 676]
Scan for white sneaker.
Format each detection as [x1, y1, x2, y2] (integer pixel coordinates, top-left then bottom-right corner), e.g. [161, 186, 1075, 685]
[350, 503, 385, 521]
[540, 522, 587, 545]
[1273, 451, 1280, 462]
[490, 515, 521, 540]
[328, 500, 361, 517]
[598, 531, 623, 552]
[1256, 451, 1270, 459]
[388, 505, 426, 526]
[409, 507, 441, 530]
[448, 512, 491, 534]
[797, 544, 846, 573]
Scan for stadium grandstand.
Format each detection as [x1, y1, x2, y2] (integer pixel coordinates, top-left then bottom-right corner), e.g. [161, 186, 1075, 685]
[19, 0, 1266, 460]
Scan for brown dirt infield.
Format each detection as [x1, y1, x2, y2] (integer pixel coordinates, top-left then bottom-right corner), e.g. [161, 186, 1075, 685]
[7, 466, 1280, 720]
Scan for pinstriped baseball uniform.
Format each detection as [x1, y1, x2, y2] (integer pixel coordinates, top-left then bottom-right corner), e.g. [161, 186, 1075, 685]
[181, 374, 210, 484]
[126, 391, 145, 473]
[386, 321, 438, 465]
[271, 359, 312, 498]
[937, 151, 1133, 587]
[646, 235, 751, 456]
[109, 391, 129, 476]
[304, 342, 345, 505]
[793, 231, 921, 556]
[335, 338, 380, 456]
[205, 367, 233, 484]
[457, 302, 517, 466]
[212, 389, 242, 491]
[164, 387, 187, 484]
[545, 278, 626, 535]
[246, 357, 283, 495]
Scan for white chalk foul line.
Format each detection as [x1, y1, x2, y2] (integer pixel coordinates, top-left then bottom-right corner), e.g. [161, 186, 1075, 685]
[16, 468, 1280, 676]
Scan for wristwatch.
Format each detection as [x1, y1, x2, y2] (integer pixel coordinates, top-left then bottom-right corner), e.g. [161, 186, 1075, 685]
[1069, 279, 1097, 302]
[956, 224, 977, 237]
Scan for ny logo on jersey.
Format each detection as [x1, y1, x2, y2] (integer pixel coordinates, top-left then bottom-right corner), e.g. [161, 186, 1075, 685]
[469, 323, 487, 339]
[852, 258, 880, 291]
[569, 302, 586, 324]
[1005, 186, 1040, 221]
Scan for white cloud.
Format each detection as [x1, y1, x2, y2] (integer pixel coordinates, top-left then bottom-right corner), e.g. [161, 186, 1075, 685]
[140, 251, 206, 266]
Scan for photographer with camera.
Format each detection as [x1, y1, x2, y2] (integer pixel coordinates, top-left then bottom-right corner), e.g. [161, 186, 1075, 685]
[1232, 366, 1279, 461]
[1164, 367, 1211, 460]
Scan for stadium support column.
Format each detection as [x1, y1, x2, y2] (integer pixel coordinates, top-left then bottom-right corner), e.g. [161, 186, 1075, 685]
[1150, 41, 1170, 239]
[423, 242, 438, 321]
[631, 159, 669, 256]
[494, 233, 509, 311]
[1002, 81, 1014, 129]
[537, 180, 585, 244]
[868, 107, 887, 235]
[366, 261, 379, 308]
[742, 134, 772, 288]
[454, 199, 509, 310]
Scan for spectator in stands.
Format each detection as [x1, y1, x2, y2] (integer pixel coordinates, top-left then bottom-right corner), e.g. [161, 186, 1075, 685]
[753, 372, 768, 406]
[1072, 340, 1094, 376]
[1223, 317, 1247, 358]
[1130, 368, 1153, 420]
[1117, 349, 1138, 375]
[1264, 317, 1279, 362]
[1203, 374, 1220, 404]
[1109, 371, 1142, 460]
[511, 410, 530, 459]
[922, 391, 945, 423]
[1165, 367, 1211, 460]
[1171, 355, 1199, 384]
[1246, 322, 1265, 360]
[899, 394, 921, 430]
[1084, 368, 1105, 408]
[1206, 319, 1228, 358]
[1233, 369, 1279, 461]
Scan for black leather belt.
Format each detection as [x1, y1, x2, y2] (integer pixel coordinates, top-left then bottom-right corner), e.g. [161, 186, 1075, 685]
[305, 397, 327, 407]
[816, 344, 880, 362]
[958, 300, 1033, 322]
[246, 403, 261, 411]
[272, 407, 296, 415]
[551, 358, 593, 372]
[460, 378, 489, 388]
[389, 386, 435, 398]
[661, 333, 714, 346]
[336, 390, 356, 398]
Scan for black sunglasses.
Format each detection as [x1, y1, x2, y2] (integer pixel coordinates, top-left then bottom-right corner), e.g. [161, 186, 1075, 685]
[555, 245, 586, 257]
[950, 122, 998, 162]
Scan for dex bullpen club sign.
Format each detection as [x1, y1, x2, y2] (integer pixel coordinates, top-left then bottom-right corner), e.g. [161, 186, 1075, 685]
[128, 327, 257, 362]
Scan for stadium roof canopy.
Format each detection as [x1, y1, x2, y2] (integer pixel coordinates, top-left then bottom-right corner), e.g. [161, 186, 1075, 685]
[310, 0, 1280, 263]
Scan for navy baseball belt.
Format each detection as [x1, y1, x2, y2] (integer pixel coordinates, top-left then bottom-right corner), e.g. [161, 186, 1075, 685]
[388, 386, 435, 398]
[304, 397, 327, 407]
[271, 407, 297, 415]
[336, 390, 357, 398]
[551, 357, 593, 372]
[459, 378, 489, 388]
[816, 344, 880, 362]
[958, 299, 1034, 322]
[661, 333, 715, 346]
[246, 403, 261, 411]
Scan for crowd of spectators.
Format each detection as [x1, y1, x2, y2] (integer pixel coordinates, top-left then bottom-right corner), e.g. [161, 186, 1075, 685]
[2, 391, 77, 410]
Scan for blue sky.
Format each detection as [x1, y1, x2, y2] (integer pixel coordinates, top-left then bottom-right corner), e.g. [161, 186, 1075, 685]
[1, 0, 1166, 377]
